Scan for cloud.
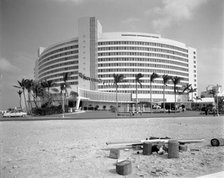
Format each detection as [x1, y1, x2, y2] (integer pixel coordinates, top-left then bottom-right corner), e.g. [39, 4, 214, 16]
[0, 58, 19, 73]
[198, 47, 224, 92]
[146, 0, 207, 31]
[121, 17, 141, 31]
[121, 17, 141, 24]
[52, 0, 87, 4]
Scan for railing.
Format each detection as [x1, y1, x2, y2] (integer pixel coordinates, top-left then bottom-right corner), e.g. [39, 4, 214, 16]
[78, 88, 132, 102]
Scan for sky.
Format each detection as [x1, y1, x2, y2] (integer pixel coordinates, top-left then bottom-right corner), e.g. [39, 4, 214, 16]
[0, 0, 223, 110]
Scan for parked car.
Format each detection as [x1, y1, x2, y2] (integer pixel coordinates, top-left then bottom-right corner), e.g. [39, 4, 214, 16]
[152, 105, 161, 109]
[3, 110, 27, 117]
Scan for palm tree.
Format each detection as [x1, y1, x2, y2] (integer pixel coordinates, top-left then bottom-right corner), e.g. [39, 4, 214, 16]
[24, 79, 33, 113]
[41, 79, 56, 106]
[70, 91, 78, 101]
[171, 76, 182, 112]
[209, 88, 216, 98]
[135, 73, 144, 113]
[51, 87, 61, 105]
[113, 73, 125, 116]
[181, 84, 192, 94]
[208, 85, 221, 115]
[70, 91, 79, 109]
[186, 86, 197, 101]
[31, 81, 45, 108]
[17, 90, 23, 109]
[41, 79, 55, 95]
[149, 72, 160, 112]
[61, 72, 71, 117]
[162, 75, 172, 113]
[13, 79, 28, 113]
[179, 83, 192, 102]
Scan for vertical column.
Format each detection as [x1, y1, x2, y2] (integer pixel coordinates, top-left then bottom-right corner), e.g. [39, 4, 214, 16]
[76, 97, 81, 110]
[78, 17, 102, 91]
[89, 17, 97, 90]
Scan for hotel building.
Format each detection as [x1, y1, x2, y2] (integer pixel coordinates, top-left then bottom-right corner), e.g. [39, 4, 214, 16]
[34, 17, 197, 111]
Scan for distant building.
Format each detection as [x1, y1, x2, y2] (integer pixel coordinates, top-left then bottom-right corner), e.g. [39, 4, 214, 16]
[34, 17, 198, 110]
[201, 90, 213, 98]
[201, 85, 223, 98]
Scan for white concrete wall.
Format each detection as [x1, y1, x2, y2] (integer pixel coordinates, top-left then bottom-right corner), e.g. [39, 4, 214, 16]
[188, 47, 198, 100]
[78, 17, 102, 90]
[78, 17, 91, 90]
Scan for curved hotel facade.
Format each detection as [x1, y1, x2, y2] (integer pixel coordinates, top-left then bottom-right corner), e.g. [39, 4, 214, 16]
[35, 17, 197, 110]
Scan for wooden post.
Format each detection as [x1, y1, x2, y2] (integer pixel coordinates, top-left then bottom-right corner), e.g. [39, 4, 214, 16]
[116, 160, 132, 175]
[168, 140, 179, 158]
[109, 149, 120, 159]
[143, 142, 152, 155]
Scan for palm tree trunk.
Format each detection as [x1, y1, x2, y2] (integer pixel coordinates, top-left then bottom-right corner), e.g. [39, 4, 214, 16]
[150, 82, 152, 113]
[28, 91, 32, 114]
[32, 95, 39, 109]
[136, 81, 138, 113]
[116, 85, 118, 117]
[174, 86, 176, 112]
[62, 92, 65, 118]
[163, 85, 165, 113]
[48, 87, 51, 104]
[19, 95, 22, 109]
[216, 94, 219, 116]
[22, 89, 28, 113]
[175, 93, 176, 112]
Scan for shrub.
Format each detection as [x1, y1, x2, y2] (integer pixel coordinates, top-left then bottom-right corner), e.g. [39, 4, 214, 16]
[32, 105, 67, 116]
[110, 106, 117, 113]
[95, 105, 99, 110]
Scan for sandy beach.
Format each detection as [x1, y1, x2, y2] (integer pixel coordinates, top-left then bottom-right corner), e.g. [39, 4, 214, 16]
[1, 114, 224, 177]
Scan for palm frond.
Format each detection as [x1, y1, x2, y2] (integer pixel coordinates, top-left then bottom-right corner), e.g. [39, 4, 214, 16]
[162, 74, 172, 85]
[171, 76, 182, 85]
[187, 87, 197, 94]
[17, 90, 22, 94]
[182, 84, 192, 93]
[51, 88, 59, 93]
[13, 85, 21, 89]
[135, 73, 144, 87]
[63, 72, 70, 82]
[113, 74, 125, 85]
[150, 72, 160, 82]
[70, 91, 78, 97]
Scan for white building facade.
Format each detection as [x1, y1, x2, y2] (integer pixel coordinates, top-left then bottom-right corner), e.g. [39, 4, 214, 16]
[34, 17, 197, 110]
